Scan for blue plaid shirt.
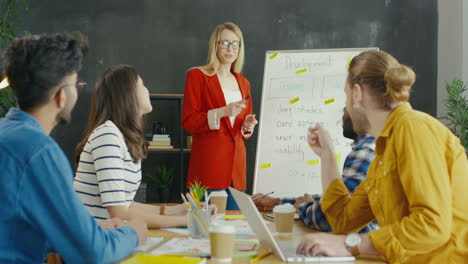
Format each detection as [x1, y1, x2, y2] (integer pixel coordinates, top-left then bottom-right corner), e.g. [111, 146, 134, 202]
[280, 134, 379, 233]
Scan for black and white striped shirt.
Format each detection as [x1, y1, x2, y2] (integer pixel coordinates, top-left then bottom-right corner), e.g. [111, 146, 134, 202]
[73, 120, 141, 222]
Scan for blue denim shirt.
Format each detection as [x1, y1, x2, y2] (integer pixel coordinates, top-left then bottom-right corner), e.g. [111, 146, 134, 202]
[0, 108, 138, 263]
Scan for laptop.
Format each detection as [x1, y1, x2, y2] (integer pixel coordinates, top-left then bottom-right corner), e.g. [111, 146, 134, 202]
[229, 187, 355, 263]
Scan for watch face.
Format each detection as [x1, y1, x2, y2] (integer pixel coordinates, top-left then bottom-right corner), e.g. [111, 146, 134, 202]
[345, 233, 361, 247]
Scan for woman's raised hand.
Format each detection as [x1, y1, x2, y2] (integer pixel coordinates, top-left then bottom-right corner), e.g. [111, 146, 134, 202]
[221, 101, 246, 117]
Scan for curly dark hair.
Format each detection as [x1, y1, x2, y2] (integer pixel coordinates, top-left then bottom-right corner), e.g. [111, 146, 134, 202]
[2, 33, 88, 111]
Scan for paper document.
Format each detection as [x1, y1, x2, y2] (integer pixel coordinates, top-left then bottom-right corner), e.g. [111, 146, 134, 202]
[135, 237, 164, 252]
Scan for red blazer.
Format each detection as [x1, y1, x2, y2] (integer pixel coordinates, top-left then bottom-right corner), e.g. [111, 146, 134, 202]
[182, 68, 252, 190]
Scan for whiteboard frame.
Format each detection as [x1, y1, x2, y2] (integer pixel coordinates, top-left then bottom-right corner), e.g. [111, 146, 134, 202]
[252, 47, 378, 195]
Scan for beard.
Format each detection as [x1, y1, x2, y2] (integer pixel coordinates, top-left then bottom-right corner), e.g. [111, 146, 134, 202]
[348, 106, 370, 136]
[342, 117, 358, 140]
[56, 107, 72, 125]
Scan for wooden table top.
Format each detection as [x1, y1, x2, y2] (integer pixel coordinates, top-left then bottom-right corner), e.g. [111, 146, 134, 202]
[139, 211, 385, 264]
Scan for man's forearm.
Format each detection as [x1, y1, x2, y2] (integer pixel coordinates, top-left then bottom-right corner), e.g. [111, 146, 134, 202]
[320, 149, 341, 192]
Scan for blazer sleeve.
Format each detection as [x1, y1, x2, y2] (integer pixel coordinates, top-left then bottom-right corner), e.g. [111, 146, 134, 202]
[241, 78, 254, 139]
[182, 69, 213, 134]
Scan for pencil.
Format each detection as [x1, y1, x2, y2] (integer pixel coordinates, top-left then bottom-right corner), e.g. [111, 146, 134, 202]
[204, 190, 209, 210]
[252, 191, 275, 201]
[159, 254, 211, 259]
[180, 193, 190, 209]
[250, 251, 271, 263]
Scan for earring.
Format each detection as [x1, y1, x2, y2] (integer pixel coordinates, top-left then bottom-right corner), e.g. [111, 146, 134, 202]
[353, 103, 360, 109]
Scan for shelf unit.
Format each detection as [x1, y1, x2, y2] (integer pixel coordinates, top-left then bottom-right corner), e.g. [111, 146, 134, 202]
[146, 93, 190, 201]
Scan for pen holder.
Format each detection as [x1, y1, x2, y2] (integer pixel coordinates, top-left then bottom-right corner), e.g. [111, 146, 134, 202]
[188, 208, 210, 239]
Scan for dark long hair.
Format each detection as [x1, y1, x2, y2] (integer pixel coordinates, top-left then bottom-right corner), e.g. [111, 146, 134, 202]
[76, 64, 148, 163]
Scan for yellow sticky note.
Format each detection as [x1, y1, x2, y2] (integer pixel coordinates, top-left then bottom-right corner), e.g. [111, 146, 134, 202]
[346, 56, 352, 69]
[307, 159, 320, 165]
[290, 97, 299, 104]
[324, 98, 335, 105]
[336, 153, 341, 164]
[122, 254, 204, 264]
[295, 68, 307, 74]
[224, 215, 246, 220]
[260, 163, 271, 169]
[269, 52, 279, 60]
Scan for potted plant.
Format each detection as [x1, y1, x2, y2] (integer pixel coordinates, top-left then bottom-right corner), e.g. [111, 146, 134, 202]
[147, 167, 175, 203]
[1, 1, 29, 118]
[144, 173, 159, 203]
[439, 79, 468, 154]
[0, 79, 15, 118]
[188, 181, 208, 204]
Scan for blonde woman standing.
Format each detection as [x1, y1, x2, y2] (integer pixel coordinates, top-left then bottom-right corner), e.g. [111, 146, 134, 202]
[182, 22, 258, 210]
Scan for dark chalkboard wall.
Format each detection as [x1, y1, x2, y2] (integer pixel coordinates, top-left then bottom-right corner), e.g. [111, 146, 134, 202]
[18, 0, 437, 193]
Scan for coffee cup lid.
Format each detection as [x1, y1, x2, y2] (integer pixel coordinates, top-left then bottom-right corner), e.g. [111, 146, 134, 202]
[209, 223, 236, 234]
[273, 203, 295, 213]
[210, 190, 228, 197]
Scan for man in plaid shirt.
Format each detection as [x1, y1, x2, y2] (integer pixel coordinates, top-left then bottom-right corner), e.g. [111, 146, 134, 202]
[253, 109, 378, 233]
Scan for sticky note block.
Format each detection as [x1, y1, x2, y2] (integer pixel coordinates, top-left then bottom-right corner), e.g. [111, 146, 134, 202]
[260, 163, 271, 169]
[336, 153, 341, 164]
[224, 215, 246, 220]
[295, 68, 307, 74]
[324, 98, 335, 105]
[307, 160, 320, 165]
[290, 97, 299, 104]
[122, 254, 206, 264]
[269, 52, 279, 60]
[236, 243, 256, 251]
[346, 56, 352, 69]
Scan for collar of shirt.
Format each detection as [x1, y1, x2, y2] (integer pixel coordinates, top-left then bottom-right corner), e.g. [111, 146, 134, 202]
[6, 107, 44, 133]
[379, 102, 412, 138]
[375, 102, 412, 155]
[352, 133, 375, 150]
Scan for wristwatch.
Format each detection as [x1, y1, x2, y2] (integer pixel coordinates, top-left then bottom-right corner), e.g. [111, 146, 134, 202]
[344, 233, 361, 256]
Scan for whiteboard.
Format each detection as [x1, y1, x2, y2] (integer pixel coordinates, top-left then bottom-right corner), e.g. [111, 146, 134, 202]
[253, 48, 376, 197]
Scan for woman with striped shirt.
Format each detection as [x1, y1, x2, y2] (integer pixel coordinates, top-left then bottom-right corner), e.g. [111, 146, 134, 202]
[73, 64, 188, 228]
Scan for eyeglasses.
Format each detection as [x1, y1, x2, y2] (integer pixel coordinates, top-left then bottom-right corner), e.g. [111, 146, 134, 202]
[58, 79, 87, 95]
[76, 80, 87, 94]
[218, 40, 241, 50]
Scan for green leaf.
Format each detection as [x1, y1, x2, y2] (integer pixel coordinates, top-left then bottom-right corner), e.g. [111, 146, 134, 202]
[149, 166, 175, 189]
[439, 78, 468, 153]
[0, 0, 28, 50]
[188, 181, 208, 203]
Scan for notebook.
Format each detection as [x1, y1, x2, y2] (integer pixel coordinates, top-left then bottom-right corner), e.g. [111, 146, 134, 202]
[149, 237, 258, 259]
[134, 237, 164, 252]
[122, 254, 206, 264]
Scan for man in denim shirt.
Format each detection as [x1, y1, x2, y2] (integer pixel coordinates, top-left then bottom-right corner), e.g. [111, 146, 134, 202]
[0, 34, 147, 263]
[253, 108, 378, 233]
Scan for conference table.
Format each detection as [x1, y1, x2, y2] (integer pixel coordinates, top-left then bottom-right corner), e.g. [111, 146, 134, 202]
[142, 211, 386, 264]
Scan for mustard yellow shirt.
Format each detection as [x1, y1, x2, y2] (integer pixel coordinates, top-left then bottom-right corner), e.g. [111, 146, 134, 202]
[322, 103, 468, 263]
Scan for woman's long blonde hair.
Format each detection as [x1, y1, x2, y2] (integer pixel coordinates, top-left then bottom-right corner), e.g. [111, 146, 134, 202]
[199, 22, 245, 75]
